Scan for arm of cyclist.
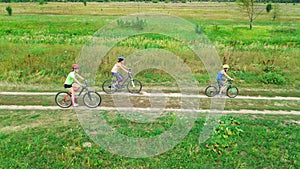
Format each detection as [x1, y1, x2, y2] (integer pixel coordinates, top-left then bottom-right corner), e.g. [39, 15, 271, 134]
[73, 77, 83, 86]
[224, 72, 234, 81]
[76, 73, 85, 81]
[120, 64, 129, 73]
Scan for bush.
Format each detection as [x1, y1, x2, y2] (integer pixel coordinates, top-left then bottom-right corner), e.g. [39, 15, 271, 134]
[259, 72, 286, 85]
[6, 6, 12, 16]
[39, 0, 45, 5]
[266, 3, 272, 13]
[259, 60, 286, 85]
[205, 116, 244, 155]
[117, 17, 146, 30]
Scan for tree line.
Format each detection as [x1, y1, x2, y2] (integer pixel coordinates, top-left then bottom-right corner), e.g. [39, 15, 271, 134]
[1, 0, 300, 3]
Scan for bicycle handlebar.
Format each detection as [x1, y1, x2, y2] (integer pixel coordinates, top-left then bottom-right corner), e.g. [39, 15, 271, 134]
[81, 80, 88, 88]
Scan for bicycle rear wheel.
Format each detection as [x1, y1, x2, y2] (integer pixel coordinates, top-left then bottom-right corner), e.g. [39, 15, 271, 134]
[83, 91, 102, 108]
[226, 86, 238, 98]
[55, 91, 72, 108]
[127, 79, 142, 93]
[205, 86, 218, 97]
[102, 79, 117, 94]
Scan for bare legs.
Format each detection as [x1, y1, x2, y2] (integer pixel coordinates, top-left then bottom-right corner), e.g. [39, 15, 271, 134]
[68, 83, 80, 106]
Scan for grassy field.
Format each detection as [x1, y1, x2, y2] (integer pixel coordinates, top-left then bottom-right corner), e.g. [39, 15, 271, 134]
[0, 109, 299, 168]
[0, 2, 300, 168]
[0, 2, 299, 91]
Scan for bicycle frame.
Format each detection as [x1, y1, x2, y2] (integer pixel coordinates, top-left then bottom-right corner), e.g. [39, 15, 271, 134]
[217, 80, 233, 92]
[117, 70, 135, 88]
[68, 81, 88, 97]
[75, 85, 87, 97]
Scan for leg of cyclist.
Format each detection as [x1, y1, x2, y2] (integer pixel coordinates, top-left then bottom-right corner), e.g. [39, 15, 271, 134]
[218, 78, 226, 96]
[64, 84, 78, 106]
[73, 83, 80, 92]
[112, 72, 123, 89]
[69, 87, 78, 107]
[116, 73, 124, 87]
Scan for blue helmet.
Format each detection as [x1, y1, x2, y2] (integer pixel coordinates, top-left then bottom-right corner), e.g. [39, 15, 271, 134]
[118, 56, 125, 62]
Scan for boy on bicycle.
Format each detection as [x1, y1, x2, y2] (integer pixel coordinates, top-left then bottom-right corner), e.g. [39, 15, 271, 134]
[216, 64, 234, 96]
[111, 56, 129, 89]
[64, 64, 85, 107]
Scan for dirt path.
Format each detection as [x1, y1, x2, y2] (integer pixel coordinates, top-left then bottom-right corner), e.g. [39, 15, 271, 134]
[0, 105, 299, 115]
[1, 91, 300, 101]
[0, 91, 299, 115]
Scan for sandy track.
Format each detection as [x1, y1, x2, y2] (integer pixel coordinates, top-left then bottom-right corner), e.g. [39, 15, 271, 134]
[0, 105, 299, 115]
[0, 92, 299, 115]
[1, 91, 300, 101]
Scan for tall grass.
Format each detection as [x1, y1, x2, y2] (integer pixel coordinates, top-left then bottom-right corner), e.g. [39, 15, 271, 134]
[0, 3, 299, 89]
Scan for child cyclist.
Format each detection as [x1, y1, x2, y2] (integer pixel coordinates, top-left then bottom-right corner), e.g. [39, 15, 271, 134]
[111, 56, 129, 89]
[216, 64, 234, 96]
[64, 64, 85, 107]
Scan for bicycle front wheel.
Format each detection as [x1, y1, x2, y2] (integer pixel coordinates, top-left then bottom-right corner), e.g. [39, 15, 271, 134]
[127, 79, 142, 93]
[102, 79, 117, 94]
[205, 86, 218, 97]
[55, 91, 72, 108]
[226, 86, 238, 98]
[83, 91, 102, 108]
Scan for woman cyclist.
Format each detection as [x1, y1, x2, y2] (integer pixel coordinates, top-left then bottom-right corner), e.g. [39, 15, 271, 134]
[111, 56, 129, 89]
[64, 64, 85, 106]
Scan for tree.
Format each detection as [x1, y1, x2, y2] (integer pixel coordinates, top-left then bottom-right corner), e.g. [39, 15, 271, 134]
[266, 3, 272, 13]
[6, 6, 12, 16]
[236, 0, 265, 29]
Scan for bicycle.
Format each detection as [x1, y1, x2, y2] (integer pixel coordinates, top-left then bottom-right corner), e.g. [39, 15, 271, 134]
[205, 80, 239, 98]
[102, 68, 142, 94]
[55, 80, 102, 108]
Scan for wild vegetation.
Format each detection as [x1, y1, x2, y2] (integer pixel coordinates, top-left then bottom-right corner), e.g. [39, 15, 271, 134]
[0, 110, 299, 168]
[0, 2, 299, 92]
[0, 2, 299, 168]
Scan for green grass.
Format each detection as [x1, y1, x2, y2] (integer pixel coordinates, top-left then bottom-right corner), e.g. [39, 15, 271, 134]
[0, 2, 299, 168]
[0, 2, 299, 90]
[0, 110, 299, 168]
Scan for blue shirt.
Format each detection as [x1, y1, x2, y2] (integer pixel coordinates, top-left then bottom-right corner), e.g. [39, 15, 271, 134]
[216, 70, 225, 81]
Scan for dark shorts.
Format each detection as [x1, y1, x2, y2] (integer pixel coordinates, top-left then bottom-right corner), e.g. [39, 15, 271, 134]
[64, 84, 72, 88]
[112, 72, 123, 82]
[217, 78, 226, 87]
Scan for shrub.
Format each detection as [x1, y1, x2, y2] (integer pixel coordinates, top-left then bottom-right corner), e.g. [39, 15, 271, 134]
[205, 116, 244, 155]
[83, 0, 87, 6]
[259, 59, 286, 85]
[117, 17, 146, 30]
[6, 6, 12, 16]
[39, 0, 45, 5]
[266, 3, 272, 13]
[259, 72, 286, 85]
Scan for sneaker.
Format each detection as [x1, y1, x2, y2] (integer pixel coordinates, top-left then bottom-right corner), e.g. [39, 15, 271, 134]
[218, 94, 223, 97]
[112, 84, 119, 89]
[73, 103, 79, 107]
